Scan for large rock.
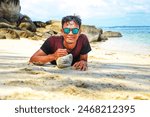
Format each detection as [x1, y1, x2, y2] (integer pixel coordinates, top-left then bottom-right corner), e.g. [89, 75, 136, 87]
[0, 28, 20, 39]
[36, 27, 52, 33]
[0, 18, 11, 24]
[33, 21, 47, 28]
[0, 0, 36, 32]
[56, 54, 73, 68]
[45, 20, 61, 34]
[17, 15, 36, 32]
[102, 31, 122, 38]
[39, 32, 53, 39]
[81, 25, 103, 42]
[36, 27, 54, 39]
[15, 30, 34, 38]
[0, 0, 21, 22]
[0, 22, 18, 29]
[30, 35, 43, 40]
[97, 34, 108, 42]
[0, 35, 6, 39]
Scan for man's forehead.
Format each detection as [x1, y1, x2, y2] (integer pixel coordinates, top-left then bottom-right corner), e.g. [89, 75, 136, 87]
[67, 21, 74, 25]
[64, 21, 79, 28]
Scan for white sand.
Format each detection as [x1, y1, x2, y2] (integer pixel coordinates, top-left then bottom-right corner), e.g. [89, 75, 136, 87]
[0, 38, 150, 100]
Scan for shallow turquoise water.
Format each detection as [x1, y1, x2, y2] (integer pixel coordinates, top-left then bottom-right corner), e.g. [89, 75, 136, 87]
[102, 26, 150, 45]
[100, 26, 150, 54]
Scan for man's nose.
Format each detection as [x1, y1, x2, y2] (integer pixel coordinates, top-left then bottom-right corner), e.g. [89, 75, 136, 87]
[69, 29, 73, 34]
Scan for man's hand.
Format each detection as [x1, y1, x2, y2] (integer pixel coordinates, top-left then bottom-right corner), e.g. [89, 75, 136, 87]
[73, 60, 87, 71]
[53, 49, 68, 60]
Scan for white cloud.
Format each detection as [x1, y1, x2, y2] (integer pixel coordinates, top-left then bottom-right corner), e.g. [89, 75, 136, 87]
[20, 0, 55, 20]
[20, 0, 150, 21]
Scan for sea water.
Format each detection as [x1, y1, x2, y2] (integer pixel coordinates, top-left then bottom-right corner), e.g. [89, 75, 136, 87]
[100, 26, 150, 54]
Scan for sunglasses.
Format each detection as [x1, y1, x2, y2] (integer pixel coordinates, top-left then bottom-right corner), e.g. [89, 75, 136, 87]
[63, 28, 79, 34]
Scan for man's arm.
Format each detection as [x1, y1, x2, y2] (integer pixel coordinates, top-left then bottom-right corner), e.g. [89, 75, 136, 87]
[29, 49, 68, 65]
[29, 49, 55, 65]
[73, 54, 88, 71]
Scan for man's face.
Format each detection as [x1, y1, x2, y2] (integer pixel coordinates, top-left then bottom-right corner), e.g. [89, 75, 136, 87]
[61, 20, 80, 44]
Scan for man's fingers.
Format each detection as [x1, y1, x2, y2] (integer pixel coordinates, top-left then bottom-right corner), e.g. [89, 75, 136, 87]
[81, 65, 87, 71]
[73, 62, 84, 70]
[57, 49, 68, 53]
[56, 49, 68, 58]
[73, 62, 80, 69]
[54, 49, 68, 60]
[73, 61, 87, 71]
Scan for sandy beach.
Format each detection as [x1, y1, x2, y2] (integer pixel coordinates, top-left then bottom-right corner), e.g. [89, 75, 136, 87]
[0, 38, 150, 100]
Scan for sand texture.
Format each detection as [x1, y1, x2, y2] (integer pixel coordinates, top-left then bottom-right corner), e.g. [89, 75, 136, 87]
[0, 39, 150, 100]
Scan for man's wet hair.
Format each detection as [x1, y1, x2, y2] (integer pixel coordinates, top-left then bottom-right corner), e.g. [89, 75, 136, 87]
[61, 15, 82, 28]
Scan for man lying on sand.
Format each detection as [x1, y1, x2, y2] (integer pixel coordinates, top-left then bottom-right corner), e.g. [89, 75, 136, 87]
[29, 15, 91, 71]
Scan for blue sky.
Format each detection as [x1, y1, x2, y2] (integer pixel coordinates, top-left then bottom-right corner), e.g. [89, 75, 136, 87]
[20, 0, 150, 27]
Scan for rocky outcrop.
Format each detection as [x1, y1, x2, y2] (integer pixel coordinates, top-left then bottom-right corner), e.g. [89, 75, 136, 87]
[0, 0, 122, 42]
[81, 25, 103, 42]
[33, 21, 47, 28]
[0, 0, 36, 32]
[0, 22, 17, 29]
[0, 1, 122, 41]
[102, 31, 122, 38]
[0, 19, 122, 41]
[46, 20, 62, 34]
[0, 0, 37, 39]
[15, 30, 34, 38]
[0, 23, 35, 39]
[17, 15, 36, 32]
[0, 28, 20, 39]
[0, 0, 21, 22]
[0, 34, 6, 39]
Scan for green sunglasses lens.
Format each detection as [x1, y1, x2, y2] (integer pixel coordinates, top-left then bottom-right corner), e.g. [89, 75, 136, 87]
[63, 28, 70, 34]
[72, 28, 79, 34]
[63, 28, 79, 34]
